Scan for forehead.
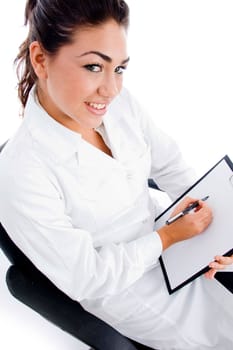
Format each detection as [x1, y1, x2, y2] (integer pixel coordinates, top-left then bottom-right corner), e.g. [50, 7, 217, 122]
[69, 19, 128, 59]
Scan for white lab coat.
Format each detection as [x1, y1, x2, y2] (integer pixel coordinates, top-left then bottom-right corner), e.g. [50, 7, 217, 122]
[0, 87, 232, 349]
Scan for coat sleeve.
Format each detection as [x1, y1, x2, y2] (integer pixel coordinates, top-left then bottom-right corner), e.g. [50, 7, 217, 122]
[0, 154, 162, 301]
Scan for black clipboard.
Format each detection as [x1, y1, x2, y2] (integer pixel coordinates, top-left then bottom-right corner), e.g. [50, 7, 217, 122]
[154, 155, 233, 294]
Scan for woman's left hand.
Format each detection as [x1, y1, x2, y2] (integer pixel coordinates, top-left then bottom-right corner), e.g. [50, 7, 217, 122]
[205, 255, 233, 279]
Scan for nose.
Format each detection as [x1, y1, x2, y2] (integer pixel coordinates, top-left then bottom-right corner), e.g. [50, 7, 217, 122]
[98, 74, 120, 99]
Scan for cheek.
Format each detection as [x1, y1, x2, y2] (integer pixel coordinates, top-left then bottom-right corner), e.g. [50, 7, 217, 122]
[47, 73, 80, 106]
[57, 72, 97, 100]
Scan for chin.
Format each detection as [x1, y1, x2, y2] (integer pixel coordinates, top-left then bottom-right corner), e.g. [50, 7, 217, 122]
[87, 117, 104, 129]
[75, 118, 103, 131]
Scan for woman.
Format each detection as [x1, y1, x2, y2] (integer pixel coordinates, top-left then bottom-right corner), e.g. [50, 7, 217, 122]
[0, 1, 232, 349]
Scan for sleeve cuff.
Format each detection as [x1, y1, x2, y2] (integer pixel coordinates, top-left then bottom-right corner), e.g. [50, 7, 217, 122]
[135, 231, 163, 270]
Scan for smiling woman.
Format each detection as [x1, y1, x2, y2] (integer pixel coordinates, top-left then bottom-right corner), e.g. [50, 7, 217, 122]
[29, 20, 129, 143]
[0, 1, 233, 350]
[1, 1, 233, 169]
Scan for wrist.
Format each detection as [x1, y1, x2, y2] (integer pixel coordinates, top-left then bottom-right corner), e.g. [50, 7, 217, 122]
[157, 226, 175, 251]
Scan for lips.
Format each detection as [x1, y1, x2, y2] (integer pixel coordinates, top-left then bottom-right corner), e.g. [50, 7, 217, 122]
[85, 101, 108, 116]
[86, 102, 106, 110]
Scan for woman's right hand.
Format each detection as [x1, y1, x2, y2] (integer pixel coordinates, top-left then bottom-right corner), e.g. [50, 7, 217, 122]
[157, 196, 213, 250]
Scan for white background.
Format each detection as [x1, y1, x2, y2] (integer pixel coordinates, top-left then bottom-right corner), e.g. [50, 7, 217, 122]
[0, 1, 232, 349]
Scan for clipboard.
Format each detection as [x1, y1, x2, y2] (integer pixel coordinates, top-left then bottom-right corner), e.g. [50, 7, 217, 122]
[154, 155, 233, 294]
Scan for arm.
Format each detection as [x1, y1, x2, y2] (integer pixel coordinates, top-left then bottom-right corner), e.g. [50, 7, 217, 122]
[0, 159, 162, 301]
[128, 92, 233, 275]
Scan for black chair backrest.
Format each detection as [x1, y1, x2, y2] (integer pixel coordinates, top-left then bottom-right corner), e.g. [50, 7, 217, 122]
[0, 223, 35, 270]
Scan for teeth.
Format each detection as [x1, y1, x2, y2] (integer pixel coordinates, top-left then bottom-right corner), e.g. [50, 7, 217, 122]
[88, 102, 106, 110]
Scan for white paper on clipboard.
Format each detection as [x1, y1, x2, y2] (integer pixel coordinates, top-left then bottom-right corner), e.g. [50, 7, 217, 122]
[154, 155, 233, 294]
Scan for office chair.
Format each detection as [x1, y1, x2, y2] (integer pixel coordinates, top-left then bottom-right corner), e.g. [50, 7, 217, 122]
[0, 223, 154, 350]
[0, 140, 153, 350]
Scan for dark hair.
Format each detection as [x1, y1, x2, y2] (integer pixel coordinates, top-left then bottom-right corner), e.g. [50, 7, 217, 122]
[15, 0, 130, 108]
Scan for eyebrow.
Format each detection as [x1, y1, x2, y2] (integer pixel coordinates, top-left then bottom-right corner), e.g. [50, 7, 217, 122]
[78, 51, 130, 64]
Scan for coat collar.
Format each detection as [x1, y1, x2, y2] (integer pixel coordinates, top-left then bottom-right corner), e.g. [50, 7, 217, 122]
[23, 86, 144, 166]
[24, 86, 84, 164]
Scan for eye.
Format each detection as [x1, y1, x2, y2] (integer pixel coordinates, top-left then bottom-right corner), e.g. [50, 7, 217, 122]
[115, 66, 127, 75]
[84, 64, 103, 72]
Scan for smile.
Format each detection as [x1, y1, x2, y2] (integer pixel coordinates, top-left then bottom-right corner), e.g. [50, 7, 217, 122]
[86, 102, 106, 110]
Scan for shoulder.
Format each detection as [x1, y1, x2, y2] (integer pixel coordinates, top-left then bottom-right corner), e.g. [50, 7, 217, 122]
[0, 124, 45, 173]
[108, 87, 150, 131]
[108, 87, 161, 138]
[0, 127, 56, 205]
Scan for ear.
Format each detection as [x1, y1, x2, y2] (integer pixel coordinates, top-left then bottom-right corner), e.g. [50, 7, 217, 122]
[29, 41, 48, 79]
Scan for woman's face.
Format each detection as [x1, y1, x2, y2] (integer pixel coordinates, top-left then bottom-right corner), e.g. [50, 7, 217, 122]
[32, 19, 129, 132]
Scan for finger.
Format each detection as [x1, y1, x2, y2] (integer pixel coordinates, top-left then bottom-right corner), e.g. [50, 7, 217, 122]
[182, 196, 198, 206]
[171, 196, 199, 214]
[192, 205, 213, 229]
[214, 255, 233, 265]
[209, 261, 226, 270]
[205, 268, 217, 279]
